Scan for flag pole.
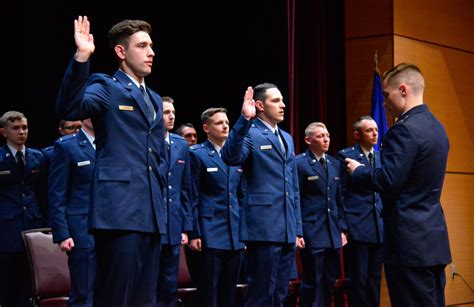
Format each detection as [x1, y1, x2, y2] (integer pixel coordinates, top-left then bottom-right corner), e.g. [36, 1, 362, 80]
[370, 50, 389, 151]
[374, 50, 380, 75]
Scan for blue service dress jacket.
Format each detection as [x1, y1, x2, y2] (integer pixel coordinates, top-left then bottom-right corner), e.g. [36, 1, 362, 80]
[296, 150, 346, 249]
[56, 58, 166, 234]
[161, 133, 193, 245]
[337, 144, 383, 243]
[352, 104, 451, 267]
[0, 145, 46, 252]
[189, 140, 245, 250]
[41, 145, 54, 162]
[39, 145, 54, 226]
[48, 130, 95, 248]
[221, 116, 303, 243]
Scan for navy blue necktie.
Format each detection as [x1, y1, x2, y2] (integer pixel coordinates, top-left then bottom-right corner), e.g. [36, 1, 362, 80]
[368, 152, 375, 167]
[140, 85, 156, 123]
[319, 157, 326, 170]
[16, 151, 25, 176]
[274, 130, 286, 154]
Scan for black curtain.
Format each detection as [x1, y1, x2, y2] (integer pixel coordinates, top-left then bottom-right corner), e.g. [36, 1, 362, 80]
[3, 0, 344, 153]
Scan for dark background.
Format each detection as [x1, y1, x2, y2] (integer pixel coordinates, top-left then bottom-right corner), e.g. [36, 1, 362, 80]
[2, 0, 345, 153]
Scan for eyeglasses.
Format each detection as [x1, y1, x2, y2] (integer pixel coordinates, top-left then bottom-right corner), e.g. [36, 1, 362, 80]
[61, 125, 82, 131]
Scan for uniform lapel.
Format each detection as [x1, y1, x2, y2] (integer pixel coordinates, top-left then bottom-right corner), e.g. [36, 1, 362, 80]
[77, 130, 96, 161]
[374, 151, 381, 168]
[280, 130, 290, 159]
[149, 90, 163, 130]
[1, 145, 19, 176]
[169, 138, 178, 167]
[307, 149, 327, 182]
[326, 157, 336, 182]
[205, 140, 228, 177]
[24, 148, 35, 178]
[114, 70, 151, 125]
[254, 120, 285, 160]
[354, 144, 369, 165]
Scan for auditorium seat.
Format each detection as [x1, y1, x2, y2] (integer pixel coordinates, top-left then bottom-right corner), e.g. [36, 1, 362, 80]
[177, 245, 197, 306]
[330, 248, 350, 307]
[21, 228, 70, 307]
[286, 248, 303, 307]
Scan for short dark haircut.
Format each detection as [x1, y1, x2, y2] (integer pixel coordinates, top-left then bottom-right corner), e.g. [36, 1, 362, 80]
[253, 82, 278, 103]
[201, 107, 227, 124]
[0, 111, 26, 128]
[161, 96, 174, 104]
[108, 19, 152, 48]
[352, 115, 375, 131]
[176, 123, 195, 136]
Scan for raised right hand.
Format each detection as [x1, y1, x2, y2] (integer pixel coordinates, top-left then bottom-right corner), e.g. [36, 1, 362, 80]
[74, 16, 95, 62]
[241, 86, 256, 120]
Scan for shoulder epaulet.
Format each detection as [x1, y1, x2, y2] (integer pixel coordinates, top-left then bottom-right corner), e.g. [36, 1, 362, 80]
[89, 73, 112, 83]
[41, 146, 53, 153]
[295, 152, 306, 160]
[190, 144, 204, 151]
[170, 133, 184, 140]
[57, 134, 77, 143]
[28, 147, 43, 155]
[339, 147, 355, 154]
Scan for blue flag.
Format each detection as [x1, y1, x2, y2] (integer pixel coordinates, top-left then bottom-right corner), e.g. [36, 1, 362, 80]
[371, 70, 389, 151]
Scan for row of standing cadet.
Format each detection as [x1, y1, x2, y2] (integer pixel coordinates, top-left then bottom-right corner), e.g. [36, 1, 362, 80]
[0, 114, 96, 307]
[0, 14, 451, 307]
[0, 89, 381, 307]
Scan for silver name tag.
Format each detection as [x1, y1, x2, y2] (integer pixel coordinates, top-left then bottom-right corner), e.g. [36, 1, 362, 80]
[77, 160, 91, 167]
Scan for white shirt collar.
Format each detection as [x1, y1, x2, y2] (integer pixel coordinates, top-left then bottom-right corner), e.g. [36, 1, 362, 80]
[257, 118, 279, 134]
[311, 151, 325, 162]
[360, 146, 374, 160]
[208, 139, 222, 155]
[81, 128, 96, 150]
[7, 143, 25, 160]
[120, 70, 145, 90]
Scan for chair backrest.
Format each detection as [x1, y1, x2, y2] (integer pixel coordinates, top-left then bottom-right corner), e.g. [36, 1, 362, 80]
[178, 245, 193, 288]
[296, 248, 303, 279]
[21, 228, 70, 301]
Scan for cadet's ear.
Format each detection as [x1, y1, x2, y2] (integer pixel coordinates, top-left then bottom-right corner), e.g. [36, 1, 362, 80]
[255, 100, 265, 112]
[399, 84, 408, 97]
[0, 128, 5, 137]
[353, 130, 360, 140]
[304, 135, 311, 145]
[114, 45, 126, 60]
[202, 123, 209, 134]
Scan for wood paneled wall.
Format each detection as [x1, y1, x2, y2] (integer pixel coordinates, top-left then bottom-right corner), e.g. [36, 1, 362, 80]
[393, 36, 474, 173]
[345, 0, 474, 305]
